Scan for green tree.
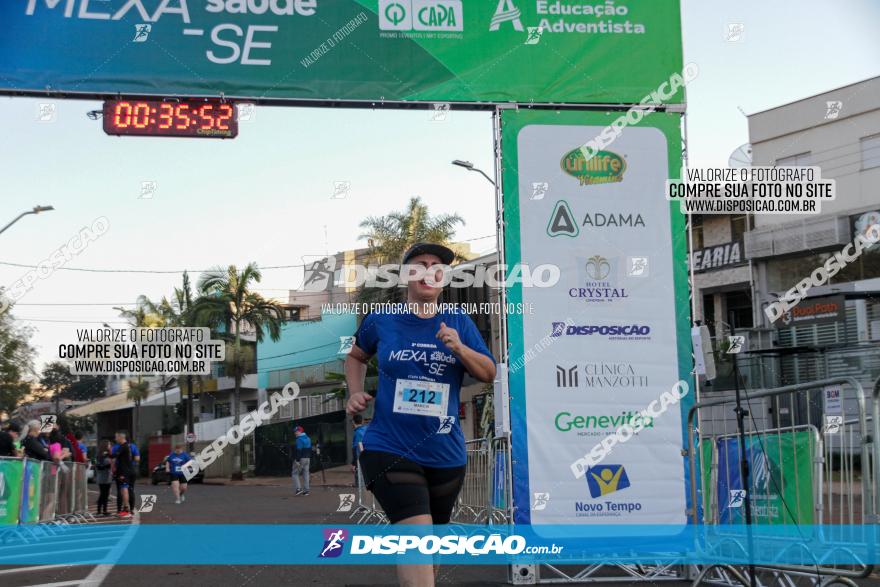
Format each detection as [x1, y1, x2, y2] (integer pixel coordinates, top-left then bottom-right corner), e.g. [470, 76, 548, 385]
[126, 379, 151, 442]
[40, 361, 76, 415]
[323, 358, 379, 404]
[194, 263, 285, 479]
[357, 196, 464, 303]
[155, 272, 201, 450]
[142, 272, 203, 440]
[0, 298, 36, 417]
[115, 296, 165, 442]
[65, 375, 106, 401]
[114, 296, 166, 328]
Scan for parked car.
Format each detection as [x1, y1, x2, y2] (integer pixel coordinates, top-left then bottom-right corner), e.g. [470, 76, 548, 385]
[150, 456, 204, 485]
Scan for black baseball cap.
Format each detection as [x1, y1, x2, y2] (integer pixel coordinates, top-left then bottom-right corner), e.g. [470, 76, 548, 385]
[400, 242, 455, 265]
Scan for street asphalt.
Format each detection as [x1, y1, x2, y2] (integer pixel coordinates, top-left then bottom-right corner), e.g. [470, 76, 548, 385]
[1, 480, 878, 586]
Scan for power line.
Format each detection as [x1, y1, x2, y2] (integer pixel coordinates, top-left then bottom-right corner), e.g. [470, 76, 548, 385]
[0, 261, 306, 274]
[15, 318, 131, 324]
[0, 235, 497, 275]
[257, 341, 341, 363]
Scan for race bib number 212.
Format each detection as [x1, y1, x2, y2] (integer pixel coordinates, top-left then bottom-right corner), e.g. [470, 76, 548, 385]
[393, 379, 450, 418]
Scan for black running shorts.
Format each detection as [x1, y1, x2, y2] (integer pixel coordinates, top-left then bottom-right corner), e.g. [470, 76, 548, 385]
[358, 449, 466, 524]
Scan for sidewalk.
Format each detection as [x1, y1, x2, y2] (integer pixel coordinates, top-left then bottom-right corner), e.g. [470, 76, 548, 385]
[202, 464, 355, 488]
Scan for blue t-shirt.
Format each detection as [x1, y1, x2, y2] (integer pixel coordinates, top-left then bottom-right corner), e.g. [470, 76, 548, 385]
[294, 434, 312, 459]
[354, 307, 494, 468]
[112, 442, 139, 457]
[352, 425, 368, 458]
[167, 452, 191, 474]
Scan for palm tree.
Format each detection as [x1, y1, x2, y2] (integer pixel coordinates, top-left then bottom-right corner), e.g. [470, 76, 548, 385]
[154, 272, 201, 451]
[126, 379, 151, 443]
[193, 263, 285, 479]
[357, 196, 465, 303]
[323, 358, 379, 404]
[115, 296, 165, 444]
[114, 296, 166, 329]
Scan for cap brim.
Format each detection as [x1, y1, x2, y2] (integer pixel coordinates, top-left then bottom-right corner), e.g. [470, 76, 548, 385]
[401, 243, 456, 265]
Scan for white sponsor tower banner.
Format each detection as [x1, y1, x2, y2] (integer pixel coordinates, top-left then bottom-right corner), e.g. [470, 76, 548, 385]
[502, 110, 692, 525]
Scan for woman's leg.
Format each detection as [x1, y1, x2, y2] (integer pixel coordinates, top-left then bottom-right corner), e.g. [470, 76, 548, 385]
[424, 465, 467, 585]
[359, 451, 437, 586]
[97, 484, 108, 513]
[395, 513, 435, 587]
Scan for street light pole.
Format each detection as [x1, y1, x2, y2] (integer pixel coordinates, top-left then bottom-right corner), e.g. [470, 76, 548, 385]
[451, 160, 495, 186]
[0, 206, 55, 236]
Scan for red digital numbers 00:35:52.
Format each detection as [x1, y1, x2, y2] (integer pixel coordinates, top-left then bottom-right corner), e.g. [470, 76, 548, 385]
[102, 99, 238, 138]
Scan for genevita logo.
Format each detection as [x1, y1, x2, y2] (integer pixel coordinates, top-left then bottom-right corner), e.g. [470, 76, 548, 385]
[554, 410, 654, 436]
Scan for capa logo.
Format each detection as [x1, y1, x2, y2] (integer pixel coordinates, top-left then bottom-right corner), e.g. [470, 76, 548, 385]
[561, 148, 626, 186]
[379, 0, 463, 32]
[319, 528, 348, 558]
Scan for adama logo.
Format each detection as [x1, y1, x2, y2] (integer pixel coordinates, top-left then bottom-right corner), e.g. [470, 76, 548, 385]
[319, 528, 348, 558]
[561, 148, 626, 186]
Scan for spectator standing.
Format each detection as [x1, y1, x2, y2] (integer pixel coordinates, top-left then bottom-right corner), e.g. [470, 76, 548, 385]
[95, 440, 113, 516]
[112, 431, 135, 518]
[22, 421, 50, 461]
[0, 421, 21, 457]
[292, 426, 312, 496]
[112, 432, 139, 512]
[351, 415, 368, 486]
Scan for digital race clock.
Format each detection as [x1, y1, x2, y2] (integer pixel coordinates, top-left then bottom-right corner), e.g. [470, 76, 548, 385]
[102, 99, 238, 138]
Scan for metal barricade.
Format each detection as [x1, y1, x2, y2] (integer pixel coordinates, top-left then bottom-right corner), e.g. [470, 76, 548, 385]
[699, 425, 823, 525]
[451, 437, 511, 525]
[72, 462, 89, 514]
[55, 462, 74, 516]
[489, 436, 511, 525]
[38, 461, 59, 523]
[4, 458, 94, 527]
[687, 376, 877, 586]
[454, 438, 492, 523]
[350, 461, 388, 525]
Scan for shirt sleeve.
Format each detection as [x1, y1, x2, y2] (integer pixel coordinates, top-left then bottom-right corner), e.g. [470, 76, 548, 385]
[458, 315, 495, 362]
[353, 313, 380, 356]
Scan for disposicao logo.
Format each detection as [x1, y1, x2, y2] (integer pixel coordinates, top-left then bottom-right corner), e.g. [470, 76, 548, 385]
[586, 465, 630, 498]
[561, 148, 626, 186]
[319, 528, 348, 558]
